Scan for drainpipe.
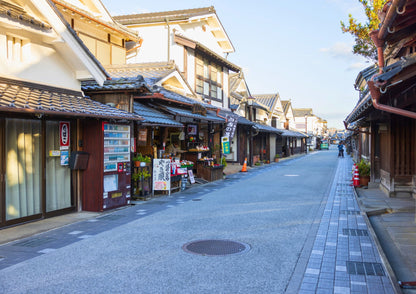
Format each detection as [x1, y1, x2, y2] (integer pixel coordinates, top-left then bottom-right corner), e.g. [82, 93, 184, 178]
[368, 79, 416, 119]
[216, 109, 227, 122]
[366, 0, 416, 121]
[369, 30, 385, 74]
[378, 0, 407, 40]
[165, 18, 170, 62]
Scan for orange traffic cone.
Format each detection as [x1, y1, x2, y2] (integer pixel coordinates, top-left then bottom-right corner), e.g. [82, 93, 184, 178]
[353, 165, 360, 187]
[351, 163, 357, 182]
[241, 157, 248, 172]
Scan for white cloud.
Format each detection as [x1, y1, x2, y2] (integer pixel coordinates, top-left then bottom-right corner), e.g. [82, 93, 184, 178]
[320, 42, 353, 58]
[320, 42, 370, 71]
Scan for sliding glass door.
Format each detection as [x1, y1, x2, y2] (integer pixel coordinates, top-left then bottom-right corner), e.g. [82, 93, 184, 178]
[5, 119, 42, 221]
[45, 121, 71, 212]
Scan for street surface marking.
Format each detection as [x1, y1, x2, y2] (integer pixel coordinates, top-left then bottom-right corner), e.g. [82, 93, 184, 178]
[38, 248, 56, 254]
[68, 231, 83, 235]
[78, 235, 93, 239]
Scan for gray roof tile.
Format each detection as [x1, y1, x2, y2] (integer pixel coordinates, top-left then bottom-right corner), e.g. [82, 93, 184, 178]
[0, 77, 142, 120]
[133, 102, 183, 127]
[114, 6, 216, 25]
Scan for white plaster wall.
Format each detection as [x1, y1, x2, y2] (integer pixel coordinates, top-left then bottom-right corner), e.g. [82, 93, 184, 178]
[256, 109, 269, 124]
[127, 25, 169, 63]
[225, 137, 237, 161]
[0, 30, 81, 90]
[222, 67, 229, 109]
[179, 22, 224, 56]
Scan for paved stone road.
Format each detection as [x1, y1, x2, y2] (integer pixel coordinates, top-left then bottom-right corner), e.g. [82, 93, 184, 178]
[297, 156, 396, 294]
[0, 151, 398, 293]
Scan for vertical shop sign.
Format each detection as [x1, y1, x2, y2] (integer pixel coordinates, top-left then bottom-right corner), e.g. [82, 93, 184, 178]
[152, 159, 171, 195]
[224, 114, 238, 139]
[221, 136, 230, 154]
[60, 121, 70, 165]
[60, 122, 70, 149]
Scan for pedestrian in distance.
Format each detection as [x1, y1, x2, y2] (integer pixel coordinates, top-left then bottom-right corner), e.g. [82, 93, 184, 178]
[338, 142, 344, 158]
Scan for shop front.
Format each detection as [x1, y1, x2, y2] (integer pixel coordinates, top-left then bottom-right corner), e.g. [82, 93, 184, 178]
[1, 118, 75, 227]
[0, 78, 142, 228]
[160, 105, 226, 182]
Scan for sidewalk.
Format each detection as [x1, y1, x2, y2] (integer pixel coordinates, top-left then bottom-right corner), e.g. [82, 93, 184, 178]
[297, 157, 399, 293]
[356, 186, 416, 292]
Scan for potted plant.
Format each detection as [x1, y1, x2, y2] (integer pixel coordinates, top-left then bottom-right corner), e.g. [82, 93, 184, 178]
[221, 156, 227, 167]
[357, 159, 370, 186]
[133, 153, 151, 167]
[274, 154, 280, 163]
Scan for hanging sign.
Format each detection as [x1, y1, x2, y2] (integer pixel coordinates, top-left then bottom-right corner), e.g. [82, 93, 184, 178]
[153, 159, 171, 195]
[59, 122, 70, 150]
[224, 113, 238, 139]
[221, 136, 230, 154]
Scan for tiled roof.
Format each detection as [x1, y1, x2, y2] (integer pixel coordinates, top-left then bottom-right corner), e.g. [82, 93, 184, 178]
[0, 77, 143, 120]
[293, 108, 313, 117]
[253, 123, 283, 134]
[0, 1, 52, 31]
[114, 6, 216, 25]
[104, 63, 207, 106]
[133, 102, 183, 127]
[156, 87, 208, 106]
[253, 94, 279, 111]
[162, 105, 225, 122]
[281, 129, 308, 138]
[105, 62, 177, 85]
[81, 75, 150, 92]
[281, 100, 291, 114]
[252, 101, 268, 111]
[344, 92, 373, 124]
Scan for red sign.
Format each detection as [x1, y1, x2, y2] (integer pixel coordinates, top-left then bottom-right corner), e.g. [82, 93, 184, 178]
[60, 122, 70, 148]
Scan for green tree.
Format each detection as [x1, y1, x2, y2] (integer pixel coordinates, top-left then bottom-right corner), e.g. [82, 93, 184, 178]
[340, 0, 387, 61]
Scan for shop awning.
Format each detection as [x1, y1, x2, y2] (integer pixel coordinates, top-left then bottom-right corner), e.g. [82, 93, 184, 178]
[161, 105, 225, 123]
[281, 129, 308, 138]
[253, 123, 284, 134]
[133, 102, 183, 127]
[0, 77, 143, 120]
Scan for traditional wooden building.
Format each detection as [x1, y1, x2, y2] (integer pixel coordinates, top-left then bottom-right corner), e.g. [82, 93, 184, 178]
[345, 0, 416, 197]
[0, 0, 143, 226]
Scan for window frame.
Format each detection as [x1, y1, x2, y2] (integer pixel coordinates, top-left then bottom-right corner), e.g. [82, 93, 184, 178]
[195, 54, 223, 102]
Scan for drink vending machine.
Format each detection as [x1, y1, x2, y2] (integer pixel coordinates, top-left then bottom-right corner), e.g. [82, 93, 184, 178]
[82, 121, 131, 211]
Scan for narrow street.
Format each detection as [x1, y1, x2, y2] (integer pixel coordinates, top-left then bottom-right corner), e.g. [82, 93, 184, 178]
[0, 150, 339, 293]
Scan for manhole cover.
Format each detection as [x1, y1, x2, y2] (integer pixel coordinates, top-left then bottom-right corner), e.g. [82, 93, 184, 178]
[182, 239, 250, 256]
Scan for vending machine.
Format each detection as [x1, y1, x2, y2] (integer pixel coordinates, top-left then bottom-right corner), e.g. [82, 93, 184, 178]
[82, 121, 131, 212]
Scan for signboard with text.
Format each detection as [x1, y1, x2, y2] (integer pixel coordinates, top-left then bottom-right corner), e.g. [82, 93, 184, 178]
[224, 113, 238, 139]
[59, 122, 70, 149]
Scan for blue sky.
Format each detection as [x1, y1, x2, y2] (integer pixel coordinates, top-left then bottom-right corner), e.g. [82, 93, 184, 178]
[102, 0, 370, 129]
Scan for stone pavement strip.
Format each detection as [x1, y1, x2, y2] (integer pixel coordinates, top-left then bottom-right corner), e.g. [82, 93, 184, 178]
[299, 157, 397, 294]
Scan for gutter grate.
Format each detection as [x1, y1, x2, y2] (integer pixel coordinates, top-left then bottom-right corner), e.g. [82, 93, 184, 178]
[346, 261, 385, 276]
[343, 229, 369, 236]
